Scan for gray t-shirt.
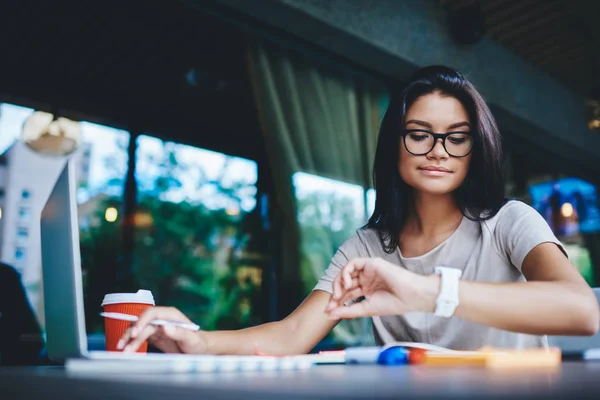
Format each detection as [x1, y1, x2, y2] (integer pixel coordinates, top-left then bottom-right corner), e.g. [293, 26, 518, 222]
[314, 200, 566, 350]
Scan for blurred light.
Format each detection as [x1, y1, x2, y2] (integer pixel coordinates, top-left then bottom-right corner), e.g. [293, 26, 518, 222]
[225, 206, 240, 216]
[133, 211, 153, 228]
[561, 203, 574, 218]
[0, 206, 3, 220]
[105, 207, 118, 222]
[589, 119, 600, 130]
[586, 98, 600, 130]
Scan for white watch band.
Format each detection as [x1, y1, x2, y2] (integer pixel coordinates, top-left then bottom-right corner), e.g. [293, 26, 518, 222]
[434, 267, 462, 317]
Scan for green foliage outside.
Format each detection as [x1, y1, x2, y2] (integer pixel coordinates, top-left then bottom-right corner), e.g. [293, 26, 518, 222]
[79, 141, 266, 334]
[79, 138, 374, 346]
[296, 188, 374, 346]
[132, 196, 266, 331]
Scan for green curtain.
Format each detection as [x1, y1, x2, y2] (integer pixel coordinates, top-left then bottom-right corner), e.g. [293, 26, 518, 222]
[246, 36, 386, 343]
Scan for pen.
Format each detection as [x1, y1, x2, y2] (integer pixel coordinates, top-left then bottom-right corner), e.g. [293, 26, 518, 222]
[100, 312, 201, 331]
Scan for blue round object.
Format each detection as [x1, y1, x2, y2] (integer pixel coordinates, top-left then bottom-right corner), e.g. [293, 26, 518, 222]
[377, 346, 409, 366]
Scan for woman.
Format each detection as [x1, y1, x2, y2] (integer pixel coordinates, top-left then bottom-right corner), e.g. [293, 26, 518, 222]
[119, 66, 599, 354]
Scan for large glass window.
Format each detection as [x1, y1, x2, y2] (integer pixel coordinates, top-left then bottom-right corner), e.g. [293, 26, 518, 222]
[0, 103, 34, 153]
[133, 135, 264, 331]
[293, 172, 373, 346]
[76, 123, 130, 333]
[0, 102, 268, 338]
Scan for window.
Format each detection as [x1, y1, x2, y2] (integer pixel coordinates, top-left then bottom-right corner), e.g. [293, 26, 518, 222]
[75, 122, 129, 203]
[293, 172, 373, 346]
[75, 122, 129, 332]
[132, 135, 262, 331]
[366, 188, 375, 217]
[0, 103, 35, 154]
[15, 247, 26, 261]
[18, 206, 30, 222]
[17, 226, 28, 238]
[528, 177, 600, 284]
[0, 105, 132, 331]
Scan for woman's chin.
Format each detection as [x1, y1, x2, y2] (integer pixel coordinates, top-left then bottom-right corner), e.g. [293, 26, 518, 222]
[411, 181, 460, 196]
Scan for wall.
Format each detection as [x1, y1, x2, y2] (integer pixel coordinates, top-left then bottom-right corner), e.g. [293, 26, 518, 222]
[210, 0, 600, 181]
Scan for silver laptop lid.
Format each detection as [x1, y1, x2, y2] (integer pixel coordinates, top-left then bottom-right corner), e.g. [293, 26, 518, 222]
[41, 160, 88, 361]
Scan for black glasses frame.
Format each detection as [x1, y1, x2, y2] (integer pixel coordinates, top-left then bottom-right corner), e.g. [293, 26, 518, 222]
[400, 129, 474, 158]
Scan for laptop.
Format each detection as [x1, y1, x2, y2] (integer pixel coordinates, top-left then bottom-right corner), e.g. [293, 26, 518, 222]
[40, 160, 314, 371]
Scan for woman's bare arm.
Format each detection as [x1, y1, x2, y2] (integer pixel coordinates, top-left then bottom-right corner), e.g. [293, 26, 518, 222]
[204, 290, 338, 355]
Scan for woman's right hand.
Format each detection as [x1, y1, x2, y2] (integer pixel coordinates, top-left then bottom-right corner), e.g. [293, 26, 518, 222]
[117, 306, 208, 354]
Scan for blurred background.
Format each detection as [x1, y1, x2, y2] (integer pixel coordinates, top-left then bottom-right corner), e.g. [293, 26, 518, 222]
[0, 0, 599, 356]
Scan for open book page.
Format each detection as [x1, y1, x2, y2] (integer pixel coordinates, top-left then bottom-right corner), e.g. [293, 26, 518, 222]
[381, 342, 476, 354]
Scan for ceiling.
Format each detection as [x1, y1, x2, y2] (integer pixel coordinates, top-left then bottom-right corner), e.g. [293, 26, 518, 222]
[441, 0, 600, 97]
[0, 0, 264, 161]
[1, 0, 598, 166]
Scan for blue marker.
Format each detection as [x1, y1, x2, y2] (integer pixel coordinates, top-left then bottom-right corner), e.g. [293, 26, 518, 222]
[377, 346, 409, 365]
[343, 346, 409, 365]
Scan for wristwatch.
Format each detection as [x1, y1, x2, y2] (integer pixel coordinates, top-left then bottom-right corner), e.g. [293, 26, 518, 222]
[433, 267, 462, 317]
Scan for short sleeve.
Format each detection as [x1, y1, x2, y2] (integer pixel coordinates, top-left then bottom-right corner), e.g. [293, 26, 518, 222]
[313, 232, 367, 294]
[494, 201, 567, 271]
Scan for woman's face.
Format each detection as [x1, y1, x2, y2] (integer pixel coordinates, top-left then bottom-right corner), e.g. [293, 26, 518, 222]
[398, 92, 472, 196]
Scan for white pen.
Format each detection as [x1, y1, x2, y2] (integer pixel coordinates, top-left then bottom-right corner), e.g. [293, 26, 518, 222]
[100, 312, 201, 331]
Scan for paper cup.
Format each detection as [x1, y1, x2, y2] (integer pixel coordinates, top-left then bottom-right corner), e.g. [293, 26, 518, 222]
[101, 289, 155, 352]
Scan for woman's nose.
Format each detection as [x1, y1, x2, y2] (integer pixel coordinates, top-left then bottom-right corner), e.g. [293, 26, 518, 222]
[428, 138, 449, 158]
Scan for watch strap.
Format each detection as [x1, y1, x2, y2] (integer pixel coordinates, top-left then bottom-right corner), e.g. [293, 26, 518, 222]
[434, 267, 462, 317]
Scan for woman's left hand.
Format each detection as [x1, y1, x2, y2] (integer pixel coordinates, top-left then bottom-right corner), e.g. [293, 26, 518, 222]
[325, 257, 438, 319]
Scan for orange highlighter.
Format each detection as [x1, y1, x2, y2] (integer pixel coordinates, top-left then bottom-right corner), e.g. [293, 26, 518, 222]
[419, 347, 562, 369]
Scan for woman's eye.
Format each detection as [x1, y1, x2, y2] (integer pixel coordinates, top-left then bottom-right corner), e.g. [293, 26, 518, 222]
[448, 133, 470, 144]
[448, 137, 466, 144]
[409, 134, 429, 141]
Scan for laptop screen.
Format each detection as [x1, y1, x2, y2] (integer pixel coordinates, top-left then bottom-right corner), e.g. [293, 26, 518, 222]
[40, 160, 88, 361]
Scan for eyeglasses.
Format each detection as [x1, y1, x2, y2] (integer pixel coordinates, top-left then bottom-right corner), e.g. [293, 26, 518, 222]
[400, 129, 473, 158]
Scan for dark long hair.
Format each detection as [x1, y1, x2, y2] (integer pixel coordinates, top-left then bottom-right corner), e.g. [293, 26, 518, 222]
[368, 66, 505, 253]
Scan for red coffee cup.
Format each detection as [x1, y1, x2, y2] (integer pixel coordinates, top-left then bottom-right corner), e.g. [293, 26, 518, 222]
[101, 289, 155, 352]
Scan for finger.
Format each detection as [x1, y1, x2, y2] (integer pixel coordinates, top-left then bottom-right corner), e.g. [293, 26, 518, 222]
[340, 287, 365, 307]
[342, 267, 352, 289]
[341, 275, 359, 292]
[329, 302, 371, 320]
[132, 306, 188, 338]
[332, 274, 343, 300]
[341, 258, 372, 282]
[326, 285, 350, 311]
[327, 284, 363, 314]
[148, 326, 186, 354]
[346, 258, 370, 272]
[326, 294, 341, 312]
[131, 307, 159, 338]
[333, 257, 375, 301]
[117, 326, 133, 350]
[161, 325, 190, 342]
[335, 260, 362, 298]
[124, 324, 157, 353]
[343, 269, 356, 290]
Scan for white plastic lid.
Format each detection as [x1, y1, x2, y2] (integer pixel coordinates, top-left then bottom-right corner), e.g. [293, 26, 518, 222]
[101, 289, 155, 306]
